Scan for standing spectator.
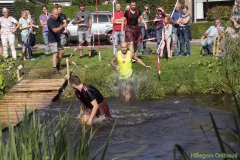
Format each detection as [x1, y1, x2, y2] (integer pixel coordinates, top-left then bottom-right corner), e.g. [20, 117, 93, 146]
[39, 5, 51, 56]
[19, 10, 33, 61]
[74, 2, 92, 58]
[177, 5, 191, 56]
[232, 0, 240, 25]
[201, 19, 224, 56]
[47, 8, 67, 74]
[57, 4, 70, 33]
[137, 4, 149, 55]
[154, 6, 166, 50]
[25, 9, 37, 50]
[0, 7, 20, 59]
[111, 2, 125, 54]
[171, 3, 183, 56]
[159, 16, 172, 58]
[121, 0, 147, 58]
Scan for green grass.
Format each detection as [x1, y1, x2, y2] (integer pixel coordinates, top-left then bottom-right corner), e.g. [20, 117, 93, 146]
[16, 45, 234, 99]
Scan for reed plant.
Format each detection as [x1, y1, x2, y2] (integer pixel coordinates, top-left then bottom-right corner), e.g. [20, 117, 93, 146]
[0, 108, 116, 159]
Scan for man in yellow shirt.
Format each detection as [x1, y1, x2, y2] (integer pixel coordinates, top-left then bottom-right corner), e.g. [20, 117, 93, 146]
[110, 41, 151, 101]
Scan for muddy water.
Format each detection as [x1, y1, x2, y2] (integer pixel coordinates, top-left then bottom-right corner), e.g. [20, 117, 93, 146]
[36, 94, 239, 159]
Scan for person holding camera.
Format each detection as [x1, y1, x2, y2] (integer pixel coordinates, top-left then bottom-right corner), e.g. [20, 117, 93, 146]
[74, 2, 92, 58]
[154, 6, 166, 50]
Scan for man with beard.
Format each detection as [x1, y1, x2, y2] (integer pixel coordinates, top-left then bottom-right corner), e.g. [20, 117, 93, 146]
[121, 0, 147, 59]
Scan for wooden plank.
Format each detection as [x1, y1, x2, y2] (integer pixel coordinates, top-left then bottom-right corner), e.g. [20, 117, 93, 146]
[14, 83, 65, 87]
[0, 98, 52, 102]
[20, 79, 65, 83]
[10, 87, 62, 92]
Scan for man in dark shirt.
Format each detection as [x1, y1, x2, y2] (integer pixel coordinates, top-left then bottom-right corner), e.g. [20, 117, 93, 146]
[69, 75, 112, 126]
[57, 4, 70, 33]
[121, 0, 147, 59]
[47, 8, 67, 74]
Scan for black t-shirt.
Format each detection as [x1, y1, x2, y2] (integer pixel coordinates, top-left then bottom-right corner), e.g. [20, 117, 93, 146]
[75, 84, 104, 109]
[124, 9, 142, 26]
[59, 13, 66, 20]
[47, 16, 63, 43]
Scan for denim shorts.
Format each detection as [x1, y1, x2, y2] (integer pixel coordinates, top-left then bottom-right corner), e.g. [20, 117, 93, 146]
[21, 34, 28, 49]
[78, 30, 91, 43]
[49, 42, 64, 54]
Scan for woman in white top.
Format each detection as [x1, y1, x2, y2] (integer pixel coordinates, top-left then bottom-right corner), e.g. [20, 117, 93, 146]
[0, 8, 20, 59]
[159, 16, 172, 58]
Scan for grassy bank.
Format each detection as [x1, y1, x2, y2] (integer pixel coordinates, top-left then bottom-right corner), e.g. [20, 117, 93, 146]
[14, 44, 237, 100]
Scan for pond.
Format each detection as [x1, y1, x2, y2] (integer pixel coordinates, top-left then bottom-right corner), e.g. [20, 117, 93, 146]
[35, 94, 239, 159]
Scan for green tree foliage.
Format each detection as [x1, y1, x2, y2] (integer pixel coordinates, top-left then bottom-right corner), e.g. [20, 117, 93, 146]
[206, 6, 232, 21]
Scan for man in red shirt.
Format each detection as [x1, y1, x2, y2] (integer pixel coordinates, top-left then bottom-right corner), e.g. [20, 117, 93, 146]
[111, 2, 125, 54]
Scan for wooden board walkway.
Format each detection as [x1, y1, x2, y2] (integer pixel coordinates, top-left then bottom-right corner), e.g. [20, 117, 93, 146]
[0, 79, 67, 129]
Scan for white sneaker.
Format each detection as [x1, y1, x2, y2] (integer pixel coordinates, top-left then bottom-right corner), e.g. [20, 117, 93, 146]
[139, 52, 142, 55]
[132, 59, 136, 63]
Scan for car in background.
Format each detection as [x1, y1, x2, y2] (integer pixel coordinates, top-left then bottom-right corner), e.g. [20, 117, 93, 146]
[61, 11, 114, 46]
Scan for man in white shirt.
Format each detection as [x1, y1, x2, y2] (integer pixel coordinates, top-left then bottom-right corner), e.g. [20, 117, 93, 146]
[201, 19, 224, 56]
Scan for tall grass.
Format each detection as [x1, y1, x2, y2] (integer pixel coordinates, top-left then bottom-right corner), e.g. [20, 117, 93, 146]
[0, 108, 116, 159]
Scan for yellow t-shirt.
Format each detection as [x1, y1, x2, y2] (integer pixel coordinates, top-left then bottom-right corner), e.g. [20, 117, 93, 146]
[117, 50, 132, 79]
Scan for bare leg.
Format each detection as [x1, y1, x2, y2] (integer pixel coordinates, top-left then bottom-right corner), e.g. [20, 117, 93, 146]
[129, 41, 134, 54]
[125, 85, 131, 102]
[160, 41, 165, 57]
[87, 42, 92, 56]
[134, 43, 138, 56]
[79, 42, 83, 57]
[52, 52, 58, 67]
[166, 38, 172, 58]
[58, 49, 64, 63]
[22, 48, 27, 61]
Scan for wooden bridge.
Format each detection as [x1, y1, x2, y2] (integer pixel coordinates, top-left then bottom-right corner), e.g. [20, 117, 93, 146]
[0, 59, 72, 129]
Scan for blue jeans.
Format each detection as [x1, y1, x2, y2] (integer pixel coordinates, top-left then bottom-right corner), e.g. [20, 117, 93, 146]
[201, 37, 214, 54]
[43, 32, 49, 54]
[114, 31, 124, 54]
[156, 27, 163, 49]
[179, 29, 190, 55]
[173, 27, 179, 56]
[137, 26, 148, 53]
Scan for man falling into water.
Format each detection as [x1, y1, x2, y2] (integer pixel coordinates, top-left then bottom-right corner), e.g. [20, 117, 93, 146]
[110, 42, 151, 102]
[69, 75, 112, 126]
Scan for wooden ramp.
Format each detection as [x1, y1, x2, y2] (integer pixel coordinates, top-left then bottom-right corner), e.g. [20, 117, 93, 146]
[0, 79, 67, 129]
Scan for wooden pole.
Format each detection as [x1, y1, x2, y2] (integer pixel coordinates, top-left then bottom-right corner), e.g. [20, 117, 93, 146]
[66, 58, 70, 85]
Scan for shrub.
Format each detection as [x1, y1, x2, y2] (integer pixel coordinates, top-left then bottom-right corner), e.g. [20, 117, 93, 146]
[206, 6, 232, 21]
[0, 56, 18, 99]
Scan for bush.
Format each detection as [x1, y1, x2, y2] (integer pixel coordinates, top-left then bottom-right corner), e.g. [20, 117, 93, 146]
[0, 56, 18, 99]
[206, 6, 232, 21]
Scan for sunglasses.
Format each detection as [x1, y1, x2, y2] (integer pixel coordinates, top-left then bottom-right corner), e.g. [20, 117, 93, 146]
[145, 8, 149, 10]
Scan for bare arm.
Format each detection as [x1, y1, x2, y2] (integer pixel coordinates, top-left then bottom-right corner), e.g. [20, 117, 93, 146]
[88, 18, 92, 29]
[86, 99, 99, 125]
[180, 15, 190, 25]
[110, 53, 120, 70]
[132, 53, 151, 69]
[121, 17, 126, 33]
[52, 25, 64, 33]
[40, 20, 47, 25]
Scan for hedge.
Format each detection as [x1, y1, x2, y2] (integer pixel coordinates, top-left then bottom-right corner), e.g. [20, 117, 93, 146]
[206, 6, 232, 21]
